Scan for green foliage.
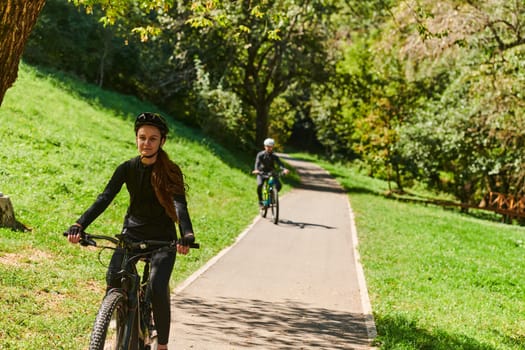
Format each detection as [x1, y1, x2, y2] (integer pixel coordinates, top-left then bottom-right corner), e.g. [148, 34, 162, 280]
[67, 0, 173, 26]
[267, 95, 296, 145]
[28, 0, 336, 153]
[383, 0, 525, 203]
[193, 58, 252, 149]
[319, 0, 525, 205]
[25, 0, 151, 96]
[24, 0, 110, 83]
[310, 36, 372, 160]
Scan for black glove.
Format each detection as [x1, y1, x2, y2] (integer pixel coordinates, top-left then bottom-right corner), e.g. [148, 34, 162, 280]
[180, 233, 195, 246]
[67, 224, 83, 236]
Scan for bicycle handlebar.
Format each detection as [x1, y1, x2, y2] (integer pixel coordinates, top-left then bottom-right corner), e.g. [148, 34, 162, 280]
[63, 232, 200, 249]
[252, 170, 284, 177]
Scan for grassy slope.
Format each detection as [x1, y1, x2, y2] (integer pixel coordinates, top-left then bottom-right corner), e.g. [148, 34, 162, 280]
[0, 64, 259, 349]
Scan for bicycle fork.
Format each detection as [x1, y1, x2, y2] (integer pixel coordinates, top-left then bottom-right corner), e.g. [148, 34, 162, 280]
[263, 177, 274, 207]
[140, 262, 157, 345]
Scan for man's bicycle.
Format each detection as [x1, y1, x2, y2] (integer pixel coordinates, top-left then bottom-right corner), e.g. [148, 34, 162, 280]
[257, 171, 281, 225]
[64, 232, 199, 350]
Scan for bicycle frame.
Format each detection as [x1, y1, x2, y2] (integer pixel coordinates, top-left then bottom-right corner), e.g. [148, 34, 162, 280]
[258, 171, 280, 224]
[262, 174, 275, 207]
[65, 232, 199, 349]
[112, 246, 143, 349]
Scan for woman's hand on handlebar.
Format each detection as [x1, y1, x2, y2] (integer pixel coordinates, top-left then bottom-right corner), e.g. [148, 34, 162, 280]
[177, 233, 195, 255]
[177, 243, 189, 255]
[66, 224, 83, 244]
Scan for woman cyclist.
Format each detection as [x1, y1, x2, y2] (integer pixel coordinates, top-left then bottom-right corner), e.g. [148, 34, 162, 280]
[66, 112, 195, 350]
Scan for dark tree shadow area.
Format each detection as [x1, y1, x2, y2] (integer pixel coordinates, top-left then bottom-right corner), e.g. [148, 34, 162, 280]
[173, 296, 372, 349]
[279, 155, 346, 194]
[29, 64, 256, 174]
[374, 314, 503, 350]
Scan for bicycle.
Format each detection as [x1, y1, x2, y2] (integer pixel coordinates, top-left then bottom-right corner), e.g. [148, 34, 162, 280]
[64, 232, 199, 350]
[257, 171, 281, 225]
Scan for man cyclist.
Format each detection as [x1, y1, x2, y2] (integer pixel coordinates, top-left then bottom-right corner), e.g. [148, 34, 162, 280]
[253, 138, 289, 208]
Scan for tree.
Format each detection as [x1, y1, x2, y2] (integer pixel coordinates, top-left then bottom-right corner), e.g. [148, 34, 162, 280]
[0, 0, 46, 106]
[383, 0, 525, 204]
[182, 0, 335, 147]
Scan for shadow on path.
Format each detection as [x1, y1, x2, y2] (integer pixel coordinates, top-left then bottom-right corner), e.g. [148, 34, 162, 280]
[279, 154, 346, 194]
[278, 219, 336, 230]
[173, 296, 370, 349]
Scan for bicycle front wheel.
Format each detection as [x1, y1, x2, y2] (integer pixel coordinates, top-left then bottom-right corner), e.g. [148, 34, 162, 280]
[270, 187, 279, 224]
[261, 185, 269, 218]
[89, 290, 127, 350]
[260, 203, 268, 218]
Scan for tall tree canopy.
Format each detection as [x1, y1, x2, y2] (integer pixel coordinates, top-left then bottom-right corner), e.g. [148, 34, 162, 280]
[161, 0, 336, 147]
[334, 0, 525, 203]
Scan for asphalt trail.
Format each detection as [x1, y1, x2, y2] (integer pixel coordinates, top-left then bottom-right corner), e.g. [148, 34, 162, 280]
[168, 155, 376, 349]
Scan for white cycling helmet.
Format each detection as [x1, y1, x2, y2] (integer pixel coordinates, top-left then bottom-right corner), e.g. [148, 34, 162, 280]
[263, 138, 275, 146]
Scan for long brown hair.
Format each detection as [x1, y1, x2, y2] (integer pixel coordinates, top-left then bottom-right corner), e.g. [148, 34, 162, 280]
[151, 148, 187, 223]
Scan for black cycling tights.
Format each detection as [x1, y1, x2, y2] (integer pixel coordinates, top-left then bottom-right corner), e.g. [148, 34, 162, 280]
[106, 248, 176, 345]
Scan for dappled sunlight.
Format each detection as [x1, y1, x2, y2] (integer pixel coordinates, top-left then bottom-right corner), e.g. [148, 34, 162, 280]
[172, 295, 371, 349]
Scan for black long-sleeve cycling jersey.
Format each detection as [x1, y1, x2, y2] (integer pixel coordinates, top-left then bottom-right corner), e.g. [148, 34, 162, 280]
[254, 150, 285, 173]
[76, 156, 193, 241]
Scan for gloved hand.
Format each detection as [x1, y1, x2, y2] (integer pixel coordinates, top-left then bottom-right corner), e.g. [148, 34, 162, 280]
[180, 232, 195, 246]
[66, 224, 84, 244]
[67, 224, 83, 236]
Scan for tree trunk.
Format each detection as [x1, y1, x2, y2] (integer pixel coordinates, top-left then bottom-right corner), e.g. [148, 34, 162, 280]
[0, 0, 46, 106]
[0, 194, 27, 231]
[255, 104, 270, 148]
[0, 195, 16, 229]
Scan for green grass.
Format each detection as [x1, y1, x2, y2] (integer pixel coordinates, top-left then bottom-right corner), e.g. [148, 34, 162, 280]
[293, 153, 525, 350]
[0, 63, 264, 349]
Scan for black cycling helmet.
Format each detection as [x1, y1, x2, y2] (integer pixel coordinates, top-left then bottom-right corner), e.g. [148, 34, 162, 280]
[134, 112, 169, 137]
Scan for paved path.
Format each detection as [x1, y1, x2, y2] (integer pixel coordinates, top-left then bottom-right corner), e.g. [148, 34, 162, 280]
[168, 155, 376, 349]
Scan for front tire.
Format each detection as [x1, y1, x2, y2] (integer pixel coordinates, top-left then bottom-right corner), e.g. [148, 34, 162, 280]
[89, 290, 127, 350]
[260, 204, 268, 218]
[261, 185, 269, 218]
[270, 187, 279, 224]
